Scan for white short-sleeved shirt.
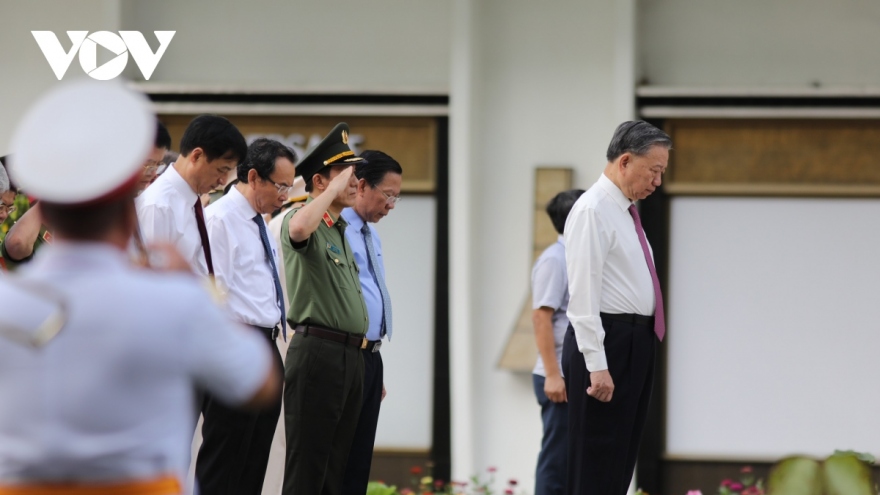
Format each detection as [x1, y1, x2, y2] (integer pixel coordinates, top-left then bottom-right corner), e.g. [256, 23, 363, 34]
[136, 165, 208, 276]
[0, 242, 270, 485]
[532, 236, 570, 377]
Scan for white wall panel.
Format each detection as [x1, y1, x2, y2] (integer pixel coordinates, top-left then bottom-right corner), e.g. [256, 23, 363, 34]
[667, 197, 880, 458]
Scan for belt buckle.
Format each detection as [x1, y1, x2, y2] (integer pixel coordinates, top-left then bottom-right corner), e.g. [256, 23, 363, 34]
[361, 337, 368, 349]
[372, 341, 382, 353]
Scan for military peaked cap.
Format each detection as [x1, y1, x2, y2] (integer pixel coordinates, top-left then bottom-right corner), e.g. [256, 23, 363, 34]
[296, 122, 367, 179]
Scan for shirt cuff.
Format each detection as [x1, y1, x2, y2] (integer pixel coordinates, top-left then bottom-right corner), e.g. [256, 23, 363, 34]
[583, 350, 608, 372]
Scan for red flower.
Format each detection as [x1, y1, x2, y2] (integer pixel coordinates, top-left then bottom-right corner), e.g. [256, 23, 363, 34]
[508, 478, 518, 486]
[740, 466, 753, 474]
[721, 479, 733, 487]
[434, 479, 444, 488]
[410, 466, 423, 475]
[487, 466, 498, 473]
[730, 482, 744, 491]
[505, 489, 514, 495]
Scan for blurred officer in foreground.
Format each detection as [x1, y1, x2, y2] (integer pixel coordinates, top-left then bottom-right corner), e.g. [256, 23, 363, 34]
[0, 80, 279, 494]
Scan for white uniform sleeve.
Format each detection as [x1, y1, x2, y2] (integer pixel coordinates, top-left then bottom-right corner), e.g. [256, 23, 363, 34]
[186, 288, 271, 405]
[565, 204, 612, 372]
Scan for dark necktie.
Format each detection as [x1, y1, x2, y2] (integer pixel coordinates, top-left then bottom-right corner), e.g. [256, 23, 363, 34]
[193, 197, 214, 276]
[628, 204, 666, 341]
[254, 214, 287, 340]
[361, 222, 392, 339]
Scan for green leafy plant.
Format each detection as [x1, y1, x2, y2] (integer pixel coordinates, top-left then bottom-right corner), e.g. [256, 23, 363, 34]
[367, 481, 401, 495]
[767, 451, 876, 495]
[635, 451, 877, 495]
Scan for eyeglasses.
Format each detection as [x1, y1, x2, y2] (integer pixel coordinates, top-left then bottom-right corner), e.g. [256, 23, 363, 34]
[0, 203, 16, 215]
[142, 159, 161, 174]
[267, 178, 295, 196]
[378, 189, 401, 206]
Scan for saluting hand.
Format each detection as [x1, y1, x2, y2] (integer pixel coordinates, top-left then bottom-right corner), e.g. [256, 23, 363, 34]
[587, 369, 614, 403]
[327, 165, 355, 194]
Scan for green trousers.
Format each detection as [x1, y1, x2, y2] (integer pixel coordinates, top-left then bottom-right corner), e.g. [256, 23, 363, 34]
[283, 333, 364, 495]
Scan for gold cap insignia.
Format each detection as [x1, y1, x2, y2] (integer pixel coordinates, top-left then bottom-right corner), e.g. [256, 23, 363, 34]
[342, 130, 349, 144]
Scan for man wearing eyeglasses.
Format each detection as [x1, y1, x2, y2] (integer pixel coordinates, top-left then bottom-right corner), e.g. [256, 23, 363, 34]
[137, 122, 172, 194]
[197, 138, 295, 495]
[339, 150, 402, 495]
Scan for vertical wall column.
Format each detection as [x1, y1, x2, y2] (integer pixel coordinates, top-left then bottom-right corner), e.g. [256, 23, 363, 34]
[448, 0, 479, 482]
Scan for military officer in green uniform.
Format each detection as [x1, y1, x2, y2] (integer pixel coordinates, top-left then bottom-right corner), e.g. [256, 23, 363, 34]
[280, 122, 369, 495]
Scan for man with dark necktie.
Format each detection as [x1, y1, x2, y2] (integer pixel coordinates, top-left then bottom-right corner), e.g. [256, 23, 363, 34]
[339, 150, 403, 495]
[562, 120, 672, 495]
[136, 114, 246, 277]
[197, 138, 296, 494]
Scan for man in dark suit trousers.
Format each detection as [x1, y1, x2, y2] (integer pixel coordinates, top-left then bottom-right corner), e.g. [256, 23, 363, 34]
[562, 120, 672, 495]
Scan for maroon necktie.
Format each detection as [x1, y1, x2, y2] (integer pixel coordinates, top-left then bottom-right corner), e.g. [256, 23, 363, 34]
[628, 204, 665, 341]
[193, 197, 214, 276]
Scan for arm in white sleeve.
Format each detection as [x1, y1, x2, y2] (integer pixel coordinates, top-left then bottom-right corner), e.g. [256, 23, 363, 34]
[136, 200, 176, 245]
[204, 212, 235, 300]
[565, 204, 611, 372]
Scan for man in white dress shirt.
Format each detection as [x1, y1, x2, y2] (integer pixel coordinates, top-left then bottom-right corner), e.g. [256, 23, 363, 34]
[0, 80, 279, 495]
[562, 120, 672, 495]
[198, 138, 297, 495]
[136, 114, 247, 276]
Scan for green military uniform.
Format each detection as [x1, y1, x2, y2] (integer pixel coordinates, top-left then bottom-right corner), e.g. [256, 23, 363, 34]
[280, 123, 370, 495]
[0, 225, 52, 271]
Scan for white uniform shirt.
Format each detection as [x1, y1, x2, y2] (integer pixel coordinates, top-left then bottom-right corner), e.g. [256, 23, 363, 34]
[565, 173, 656, 372]
[0, 243, 270, 485]
[205, 186, 282, 328]
[136, 165, 208, 276]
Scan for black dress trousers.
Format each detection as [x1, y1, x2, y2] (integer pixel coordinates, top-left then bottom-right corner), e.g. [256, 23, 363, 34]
[341, 348, 384, 495]
[562, 315, 656, 495]
[195, 327, 284, 495]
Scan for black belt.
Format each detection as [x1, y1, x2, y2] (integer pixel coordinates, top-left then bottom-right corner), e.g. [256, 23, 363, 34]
[253, 325, 280, 340]
[293, 324, 367, 349]
[600, 312, 653, 327]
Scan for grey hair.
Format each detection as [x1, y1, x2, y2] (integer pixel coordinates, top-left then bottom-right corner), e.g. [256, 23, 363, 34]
[0, 163, 9, 194]
[606, 120, 672, 162]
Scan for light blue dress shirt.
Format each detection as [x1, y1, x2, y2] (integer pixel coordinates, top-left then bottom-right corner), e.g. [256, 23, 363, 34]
[342, 208, 388, 341]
